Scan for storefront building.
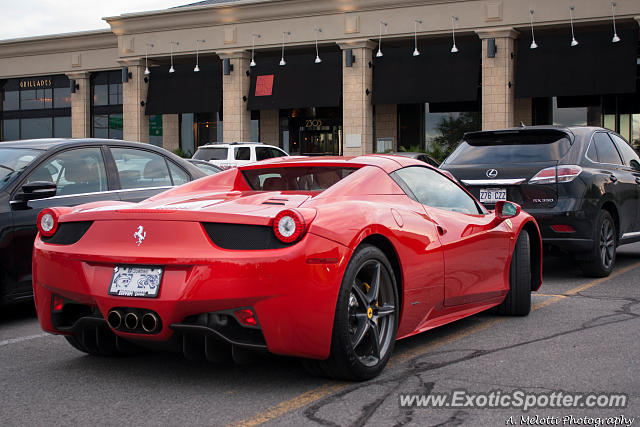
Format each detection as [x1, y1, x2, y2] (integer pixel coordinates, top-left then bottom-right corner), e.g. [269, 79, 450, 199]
[1, 0, 639, 158]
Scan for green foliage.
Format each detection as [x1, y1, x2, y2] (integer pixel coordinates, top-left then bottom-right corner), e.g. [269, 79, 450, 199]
[430, 112, 480, 160]
[171, 148, 192, 158]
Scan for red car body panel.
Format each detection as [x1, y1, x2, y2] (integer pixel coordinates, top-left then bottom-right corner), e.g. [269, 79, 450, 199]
[33, 155, 542, 360]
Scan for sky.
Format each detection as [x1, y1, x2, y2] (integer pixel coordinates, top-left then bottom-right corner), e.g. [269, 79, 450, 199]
[0, 0, 189, 41]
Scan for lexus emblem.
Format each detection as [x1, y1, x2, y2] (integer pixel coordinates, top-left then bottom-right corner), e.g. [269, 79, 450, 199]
[486, 169, 498, 178]
[134, 225, 146, 246]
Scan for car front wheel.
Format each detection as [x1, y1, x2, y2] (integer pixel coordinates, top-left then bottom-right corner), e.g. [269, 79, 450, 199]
[302, 245, 398, 381]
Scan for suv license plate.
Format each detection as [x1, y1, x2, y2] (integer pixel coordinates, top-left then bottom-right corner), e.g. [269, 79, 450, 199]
[108, 266, 163, 298]
[479, 188, 507, 203]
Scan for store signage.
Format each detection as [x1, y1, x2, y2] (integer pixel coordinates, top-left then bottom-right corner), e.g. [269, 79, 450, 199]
[255, 75, 274, 96]
[19, 78, 52, 89]
[305, 120, 323, 127]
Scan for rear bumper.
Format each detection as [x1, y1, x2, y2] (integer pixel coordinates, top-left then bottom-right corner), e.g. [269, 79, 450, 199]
[33, 230, 351, 359]
[525, 201, 596, 252]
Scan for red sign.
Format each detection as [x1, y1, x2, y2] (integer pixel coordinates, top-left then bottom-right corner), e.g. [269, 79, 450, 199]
[255, 75, 274, 96]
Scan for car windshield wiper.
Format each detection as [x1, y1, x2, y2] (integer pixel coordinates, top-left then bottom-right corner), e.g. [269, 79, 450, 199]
[0, 164, 15, 172]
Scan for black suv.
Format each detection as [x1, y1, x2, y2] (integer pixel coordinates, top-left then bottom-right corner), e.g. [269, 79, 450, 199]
[440, 126, 640, 277]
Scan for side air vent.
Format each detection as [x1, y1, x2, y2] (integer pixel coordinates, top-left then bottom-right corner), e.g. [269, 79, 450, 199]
[42, 221, 93, 245]
[202, 223, 292, 250]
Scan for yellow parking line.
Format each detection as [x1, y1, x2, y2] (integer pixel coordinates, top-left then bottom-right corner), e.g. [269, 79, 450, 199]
[227, 260, 640, 427]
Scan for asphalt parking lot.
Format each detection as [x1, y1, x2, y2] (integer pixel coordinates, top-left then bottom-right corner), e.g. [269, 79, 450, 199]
[1, 244, 638, 427]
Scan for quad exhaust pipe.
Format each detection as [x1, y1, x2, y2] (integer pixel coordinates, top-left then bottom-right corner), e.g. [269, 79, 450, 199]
[107, 309, 160, 333]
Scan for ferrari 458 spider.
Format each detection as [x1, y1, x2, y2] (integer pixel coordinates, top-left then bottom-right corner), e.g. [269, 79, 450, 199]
[33, 155, 541, 380]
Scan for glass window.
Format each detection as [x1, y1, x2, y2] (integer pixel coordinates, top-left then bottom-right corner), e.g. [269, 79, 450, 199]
[168, 162, 190, 186]
[586, 140, 598, 162]
[242, 166, 358, 191]
[2, 119, 20, 141]
[54, 87, 71, 109]
[93, 114, 122, 139]
[593, 133, 622, 165]
[180, 113, 196, 156]
[109, 114, 123, 139]
[610, 134, 640, 170]
[21, 117, 53, 139]
[20, 88, 52, 110]
[109, 83, 122, 105]
[425, 106, 480, 156]
[53, 116, 71, 138]
[27, 147, 107, 196]
[255, 147, 271, 161]
[193, 147, 227, 161]
[111, 147, 172, 189]
[235, 147, 250, 160]
[392, 166, 480, 215]
[2, 91, 19, 111]
[149, 115, 163, 147]
[0, 147, 42, 188]
[269, 147, 286, 158]
[93, 84, 109, 106]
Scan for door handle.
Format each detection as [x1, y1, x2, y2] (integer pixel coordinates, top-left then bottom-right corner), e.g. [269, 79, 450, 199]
[436, 225, 447, 236]
[610, 174, 618, 183]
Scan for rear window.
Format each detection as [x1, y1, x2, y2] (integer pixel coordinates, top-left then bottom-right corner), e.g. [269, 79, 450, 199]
[242, 166, 358, 191]
[193, 147, 228, 161]
[445, 133, 571, 165]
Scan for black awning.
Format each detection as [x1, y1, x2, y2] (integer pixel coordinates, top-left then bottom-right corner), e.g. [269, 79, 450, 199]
[515, 23, 638, 98]
[372, 36, 481, 105]
[145, 61, 222, 115]
[247, 50, 341, 110]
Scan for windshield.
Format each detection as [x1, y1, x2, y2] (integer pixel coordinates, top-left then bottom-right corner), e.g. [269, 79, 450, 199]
[0, 148, 43, 189]
[445, 134, 571, 165]
[193, 147, 228, 161]
[242, 166, 358, 191]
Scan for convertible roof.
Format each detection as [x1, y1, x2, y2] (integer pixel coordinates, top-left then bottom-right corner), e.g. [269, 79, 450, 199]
[239, 154, 418, 173]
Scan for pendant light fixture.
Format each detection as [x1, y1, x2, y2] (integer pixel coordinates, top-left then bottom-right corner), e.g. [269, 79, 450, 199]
[611, 2, 621, 43]
[413, 20, 422, 56]
[144, 43, 154, 75]
[529, 10, 538, 49]
[194, 39, 204, 72]
[169, 41, 178, 73]
[250, 34, 260, 67]
[280, 32, 290, 66]
[450, 16, 459, 53]
[314, 28, 322, 64]
[376, 21, 388, 58]
[569, 6, 579, 47]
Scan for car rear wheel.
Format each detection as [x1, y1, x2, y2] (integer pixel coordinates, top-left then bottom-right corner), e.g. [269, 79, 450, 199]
[496, 231, 531, 316]
[581, 210, 616, 278]
[303, 245, 398, 380]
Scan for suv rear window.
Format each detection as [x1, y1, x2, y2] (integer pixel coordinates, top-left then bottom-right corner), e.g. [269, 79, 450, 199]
[445, 133, 571, 165]
[242, 166, 358, 191]
[193, 147, 228, 161]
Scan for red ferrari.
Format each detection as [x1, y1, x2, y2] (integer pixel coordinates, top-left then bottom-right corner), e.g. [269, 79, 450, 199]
[33, 155, 541, 380]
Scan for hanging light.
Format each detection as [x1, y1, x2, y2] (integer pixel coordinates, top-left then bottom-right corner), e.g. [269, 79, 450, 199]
[144, 43, 154, 75]
[280, 31, 290, 66]
[194, 39, 204, 72]
[450, 16, 459, 53]
[611, 2, 621, 43]
[529, 10, 538, 49]
[169, 41, 178, 73]
[413, 19, 422, 56]
[569, 6, 578, 47]
[314, 28, 322, 63]
[250, 34, 260, 67]
[376, 21, 387, 57]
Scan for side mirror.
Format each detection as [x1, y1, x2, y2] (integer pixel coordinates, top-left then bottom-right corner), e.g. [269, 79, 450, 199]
[495, 200, 521, 219]
[15, 181, 57, 202]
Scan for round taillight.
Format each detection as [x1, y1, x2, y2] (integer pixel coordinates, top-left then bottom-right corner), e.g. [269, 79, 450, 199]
[273, 209, 306, 243]
[37, 208, 59, 237]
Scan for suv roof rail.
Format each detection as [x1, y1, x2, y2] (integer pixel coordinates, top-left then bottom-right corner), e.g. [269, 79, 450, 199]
[229, 142, 263, 145]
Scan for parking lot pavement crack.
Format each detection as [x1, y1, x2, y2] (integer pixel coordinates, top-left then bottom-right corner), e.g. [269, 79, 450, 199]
[429, 410, 468, 427]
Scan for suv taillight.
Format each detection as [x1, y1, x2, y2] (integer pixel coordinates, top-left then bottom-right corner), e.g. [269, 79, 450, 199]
[529, 165, 582, 185]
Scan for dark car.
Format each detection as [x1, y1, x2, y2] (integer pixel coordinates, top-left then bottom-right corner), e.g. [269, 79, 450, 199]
[187, 159, 222, 175]
[440, 126, 640, 277]
[0, 138, 206, 305]
[386, 152, 440, 167]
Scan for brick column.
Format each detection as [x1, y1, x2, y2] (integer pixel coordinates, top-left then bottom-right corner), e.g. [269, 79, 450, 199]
[162, 114, 179, 152]
[218, 51, 252, 142]
[260, 109, 279, 147]
[66, 72, 91, 138]
[121, 60, 149, 143]
[338, 40, 376, 156]
[476, 28, 519, 130]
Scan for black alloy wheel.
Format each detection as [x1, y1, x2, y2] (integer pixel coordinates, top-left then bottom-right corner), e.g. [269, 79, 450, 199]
[301, 245, 399, 381]
[581, 209, 616, 278]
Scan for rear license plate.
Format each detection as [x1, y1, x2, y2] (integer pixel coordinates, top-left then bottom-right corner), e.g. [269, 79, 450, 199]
[479, 188, 507, 203]
[108, 266, 163, 298]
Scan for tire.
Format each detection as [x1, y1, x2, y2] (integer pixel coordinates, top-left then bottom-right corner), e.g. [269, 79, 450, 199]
[580, 210, 616, 278]
[309, 245, 399, 381]
[496, 231, 531, 316]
